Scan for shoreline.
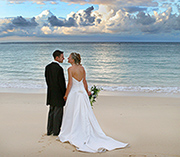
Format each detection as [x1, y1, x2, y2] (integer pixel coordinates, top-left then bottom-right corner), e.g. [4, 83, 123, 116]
[0, 87, 180, 98]
[0, 92, 180, 156]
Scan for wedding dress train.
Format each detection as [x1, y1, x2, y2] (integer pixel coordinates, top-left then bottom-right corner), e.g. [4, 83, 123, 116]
[57, 77, 128, 153]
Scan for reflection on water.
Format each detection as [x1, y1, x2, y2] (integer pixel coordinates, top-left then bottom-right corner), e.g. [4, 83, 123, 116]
[0, 42, 180, 93]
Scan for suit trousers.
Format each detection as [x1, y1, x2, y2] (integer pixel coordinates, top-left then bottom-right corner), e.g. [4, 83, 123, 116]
[47, 106, 63, 135]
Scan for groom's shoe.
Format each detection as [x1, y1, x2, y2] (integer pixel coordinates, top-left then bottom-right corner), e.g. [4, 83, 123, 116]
[53, 129, 60, 136]
[47, 131, 53, 136]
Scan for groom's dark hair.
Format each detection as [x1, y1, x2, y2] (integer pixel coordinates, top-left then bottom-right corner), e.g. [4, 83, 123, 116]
[53, 50, 64, 59]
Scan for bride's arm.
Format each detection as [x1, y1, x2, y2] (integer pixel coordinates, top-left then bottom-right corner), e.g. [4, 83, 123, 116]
[83, 68, 91, 96]
[64, 67, 73, 101]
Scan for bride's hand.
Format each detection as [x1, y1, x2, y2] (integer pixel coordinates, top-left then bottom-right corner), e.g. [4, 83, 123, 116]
[88, 91, 91, 96]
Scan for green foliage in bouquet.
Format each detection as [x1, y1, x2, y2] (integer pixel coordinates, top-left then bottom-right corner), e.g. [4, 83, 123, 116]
[89, 85, 102, 107]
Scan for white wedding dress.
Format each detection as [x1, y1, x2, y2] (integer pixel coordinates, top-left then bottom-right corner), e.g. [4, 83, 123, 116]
[57, 77, 128, 153]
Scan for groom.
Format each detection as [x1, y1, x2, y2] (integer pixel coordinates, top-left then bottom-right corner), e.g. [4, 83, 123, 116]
[45, 50, 66, 136]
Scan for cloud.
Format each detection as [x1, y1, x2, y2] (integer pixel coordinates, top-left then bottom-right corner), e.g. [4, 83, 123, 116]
[0, 16, 38, 36]
[122, 6, 147, 13]
[48, 15, 76, 27]
[1, 0, 180, 41]
[7, 0, 159, 7]
[136, 12, 156, 25]
[48, 6, 97, 27]
[70, 6, 96, 26]
[12, 16, 38, 27]
[0, 19, 14, 34]
[8, 0, 46, 4]
[55, 0, 159, 7]
[50, 1, 58, 4]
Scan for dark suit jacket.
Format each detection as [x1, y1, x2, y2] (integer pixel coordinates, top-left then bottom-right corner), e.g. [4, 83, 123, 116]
[45, 62, 66, 107]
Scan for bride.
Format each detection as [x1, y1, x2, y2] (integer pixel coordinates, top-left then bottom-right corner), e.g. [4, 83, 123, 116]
[57, 52, 128, 153]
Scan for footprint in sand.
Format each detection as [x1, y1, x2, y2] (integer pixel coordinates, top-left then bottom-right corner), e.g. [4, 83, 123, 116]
[38, 134, 46, 143]
[129, 155, 146, 157]
[38, 134, 53, 154]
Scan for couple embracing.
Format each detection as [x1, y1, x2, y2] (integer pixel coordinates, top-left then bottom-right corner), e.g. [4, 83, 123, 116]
[45, 50, 128, 153]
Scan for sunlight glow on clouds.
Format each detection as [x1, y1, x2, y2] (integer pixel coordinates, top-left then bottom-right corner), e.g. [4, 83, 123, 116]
[1, 0, 180, 41]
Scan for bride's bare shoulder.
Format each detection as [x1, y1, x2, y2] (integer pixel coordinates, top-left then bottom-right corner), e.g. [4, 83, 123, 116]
[68, 66, 73, 72]
[80, 65, 85, 70]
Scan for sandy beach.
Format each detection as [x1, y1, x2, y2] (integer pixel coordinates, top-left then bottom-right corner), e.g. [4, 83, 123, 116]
[0, 91, 180, 157]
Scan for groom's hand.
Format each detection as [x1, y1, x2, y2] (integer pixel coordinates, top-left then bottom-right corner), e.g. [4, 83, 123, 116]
[64, 96, 67, 101]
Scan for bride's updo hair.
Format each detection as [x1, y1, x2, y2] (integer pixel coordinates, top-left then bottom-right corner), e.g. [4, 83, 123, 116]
[71, 52, 81, 65]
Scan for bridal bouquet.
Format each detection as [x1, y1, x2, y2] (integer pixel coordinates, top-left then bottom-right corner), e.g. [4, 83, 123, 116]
[89, 85, 102, 107]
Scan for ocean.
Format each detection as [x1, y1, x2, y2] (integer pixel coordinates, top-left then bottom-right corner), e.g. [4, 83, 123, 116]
[0, 42, 180, 94]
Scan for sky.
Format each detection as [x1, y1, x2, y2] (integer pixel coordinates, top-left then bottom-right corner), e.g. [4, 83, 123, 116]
[0, 0, 180, 42]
